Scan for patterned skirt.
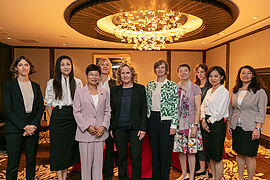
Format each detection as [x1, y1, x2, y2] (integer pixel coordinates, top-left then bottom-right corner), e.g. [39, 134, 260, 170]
[173, 123, 203, 154]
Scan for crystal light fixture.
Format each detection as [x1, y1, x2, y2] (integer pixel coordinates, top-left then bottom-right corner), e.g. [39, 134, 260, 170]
[113, 10, 188, 51]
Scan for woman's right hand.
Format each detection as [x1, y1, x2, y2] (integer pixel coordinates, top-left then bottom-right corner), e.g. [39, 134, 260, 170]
[226, 121, 232, 136]
[201, 120, 210, 133]
[110, 130, 114, 138]
[23, 125, 37, 135]
[88, 125, 98, 136]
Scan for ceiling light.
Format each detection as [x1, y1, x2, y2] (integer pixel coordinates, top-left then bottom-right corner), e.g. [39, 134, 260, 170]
[220, 32, 225, 35]
[252, 16, 258, 20]
[62, 43, 66, 46]
[202, 42, 206, 44]
[7, 37, 11, 40]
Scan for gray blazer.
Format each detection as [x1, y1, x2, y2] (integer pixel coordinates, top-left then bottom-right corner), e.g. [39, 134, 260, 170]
[229, 89, 267, 131]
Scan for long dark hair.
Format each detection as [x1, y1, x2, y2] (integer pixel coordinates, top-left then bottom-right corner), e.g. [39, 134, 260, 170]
[194, 63, 208, 85]
[233, 65, 266, 94]
[53, 55, 76, 100]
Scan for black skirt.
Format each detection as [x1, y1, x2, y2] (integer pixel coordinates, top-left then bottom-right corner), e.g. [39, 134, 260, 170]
[232, 126, 260, 157]
[49, 106, 79, 171]
[204, 116, 226, 162]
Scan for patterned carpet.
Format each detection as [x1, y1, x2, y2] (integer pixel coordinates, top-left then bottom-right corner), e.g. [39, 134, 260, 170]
[0, 130, 269, 180]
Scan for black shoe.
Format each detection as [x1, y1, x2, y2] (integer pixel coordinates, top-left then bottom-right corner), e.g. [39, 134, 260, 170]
[208, 171, 213, 178]
[194, 171, 206, 176]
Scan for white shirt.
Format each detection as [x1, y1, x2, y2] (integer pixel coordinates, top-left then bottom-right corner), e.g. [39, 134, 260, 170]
[45, 76, 83, 109]
[151, 81, 163, 111]
[91, 94, 99, 110]
[98, 76, 110, 95]
[18, 81, 34, 113]
[237, 90, 248, 126]
[201, 85, 229, 123]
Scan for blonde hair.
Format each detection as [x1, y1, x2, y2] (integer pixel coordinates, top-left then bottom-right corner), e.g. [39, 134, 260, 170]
[97, 58, 113, 77]
[116, 63, 138, 85]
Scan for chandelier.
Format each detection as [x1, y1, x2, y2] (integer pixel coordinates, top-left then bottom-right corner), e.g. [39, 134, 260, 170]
[113, 10, 188, 51]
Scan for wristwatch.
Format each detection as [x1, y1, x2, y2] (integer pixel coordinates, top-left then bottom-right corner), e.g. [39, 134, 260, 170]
[255, 127, 262, 131]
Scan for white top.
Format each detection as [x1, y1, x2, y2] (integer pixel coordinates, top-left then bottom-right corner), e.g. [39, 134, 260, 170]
[98, 76, 110, 95]
[237, 90, 248, 126]
[18, 81, 34, 113]
[151, 81, 163, 111]
[201, 85, 229, 123]
[91, 94, 99, 110]
[44, 76, 83, 109]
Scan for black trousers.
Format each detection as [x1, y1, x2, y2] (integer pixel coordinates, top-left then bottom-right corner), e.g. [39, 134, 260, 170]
[113, 128, 143, 180]
[6, 132, 39, 180]
[103, 134, 115, 180]
[148, 111, 174, 180]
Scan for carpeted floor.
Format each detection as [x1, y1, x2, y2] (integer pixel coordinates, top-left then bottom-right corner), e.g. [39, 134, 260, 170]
[0, 130, 269, 180]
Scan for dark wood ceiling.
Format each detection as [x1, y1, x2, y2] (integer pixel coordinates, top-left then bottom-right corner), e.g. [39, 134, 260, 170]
[64, 0, 239, 44]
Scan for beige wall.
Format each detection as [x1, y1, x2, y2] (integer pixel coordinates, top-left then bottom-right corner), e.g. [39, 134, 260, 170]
[171, 51, 202, 83]
[14, 48, 50, 94]
[206, 45, 226, 70]
[55, 49, 167, 86]
[205, 28, 270, 136]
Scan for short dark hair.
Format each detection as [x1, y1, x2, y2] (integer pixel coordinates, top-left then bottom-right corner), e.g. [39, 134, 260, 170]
[154, 59, 169, 74]
[207, 66, 226, 85]
[177, 64, 190, 72]
[10, 56, 36, 75]
[85, 64, 101, 75]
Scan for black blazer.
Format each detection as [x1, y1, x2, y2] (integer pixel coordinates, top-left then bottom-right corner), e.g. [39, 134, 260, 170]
[2, 78, 45, 133]
[110, 83, 147, 131]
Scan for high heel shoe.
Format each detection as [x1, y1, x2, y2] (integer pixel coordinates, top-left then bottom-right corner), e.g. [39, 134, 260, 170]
[177, 173, 189, 180]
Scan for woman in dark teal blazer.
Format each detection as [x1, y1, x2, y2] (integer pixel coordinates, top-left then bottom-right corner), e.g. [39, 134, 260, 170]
[2, 56, 44, 180]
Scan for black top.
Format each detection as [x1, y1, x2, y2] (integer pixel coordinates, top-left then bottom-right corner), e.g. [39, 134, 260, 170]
[2, 78, 45, 133]
[118, 87, 133, 128]
[110, 83, 147, 131]
[201, 82, 211, 103]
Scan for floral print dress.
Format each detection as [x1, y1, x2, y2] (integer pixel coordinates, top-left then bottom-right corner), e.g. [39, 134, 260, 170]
[173, 80, 203, 154]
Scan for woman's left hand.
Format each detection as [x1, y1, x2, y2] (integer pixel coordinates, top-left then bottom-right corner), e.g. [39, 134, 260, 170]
[96, 126, 105, 138]
[190, 126, 198, 138]
[252, 129, 261, 140]
[137, 131, 146, 140]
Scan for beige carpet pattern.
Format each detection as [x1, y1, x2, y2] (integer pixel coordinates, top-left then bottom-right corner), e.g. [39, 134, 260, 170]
[0, 130, 269, 180]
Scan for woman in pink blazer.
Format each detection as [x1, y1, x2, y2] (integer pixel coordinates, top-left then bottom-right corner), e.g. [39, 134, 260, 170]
[73, 64, 111, 180]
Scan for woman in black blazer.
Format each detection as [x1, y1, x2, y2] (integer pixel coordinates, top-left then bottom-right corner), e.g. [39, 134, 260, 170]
[2, 56, 44, 180]
[110, 63, 147, 180]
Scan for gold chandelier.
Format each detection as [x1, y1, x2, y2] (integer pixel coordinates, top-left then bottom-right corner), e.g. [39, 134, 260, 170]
[112, 10, 187, 51]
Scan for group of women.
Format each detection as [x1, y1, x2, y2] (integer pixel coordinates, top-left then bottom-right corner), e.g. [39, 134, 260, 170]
[2, 55, 267, 180]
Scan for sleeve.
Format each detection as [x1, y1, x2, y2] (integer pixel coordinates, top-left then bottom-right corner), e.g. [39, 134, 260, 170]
[76, 78, 83, 88]
[101, 90, 111, 130]
[208, 90, 230, 123]
[31, 84, 45, 127]
[228, 93, 234, 121]
[255, 89, 268, 124]
[139, 85, 147, 131]
[194, 84, 202, 96]
[200, 90, 209, 119]
[73, 89, 91, 132]
[2, 82, 27, 130]
[170, 83, 179, 129]
[44, 79, 54, 106]
[109, 87, 115, 130]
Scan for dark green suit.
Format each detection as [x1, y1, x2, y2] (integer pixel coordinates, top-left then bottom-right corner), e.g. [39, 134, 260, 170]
[2, 78, 44, 180]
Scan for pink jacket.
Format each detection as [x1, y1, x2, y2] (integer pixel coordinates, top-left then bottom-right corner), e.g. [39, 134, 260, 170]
[73, 85, 111, 142]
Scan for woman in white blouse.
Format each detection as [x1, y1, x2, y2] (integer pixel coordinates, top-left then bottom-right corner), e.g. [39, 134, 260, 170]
[227, 65, 267, 180]
[45, 55, 82, 180]
[201, 66, 229, 180]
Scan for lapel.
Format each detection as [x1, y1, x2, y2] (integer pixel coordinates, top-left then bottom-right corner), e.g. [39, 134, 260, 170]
[96, 86, 105, 110]
[82, 85, 95, 109]
[130, 83, 137, 111]
[237, 90, 253, 109]
[14, 78, 24, 106]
